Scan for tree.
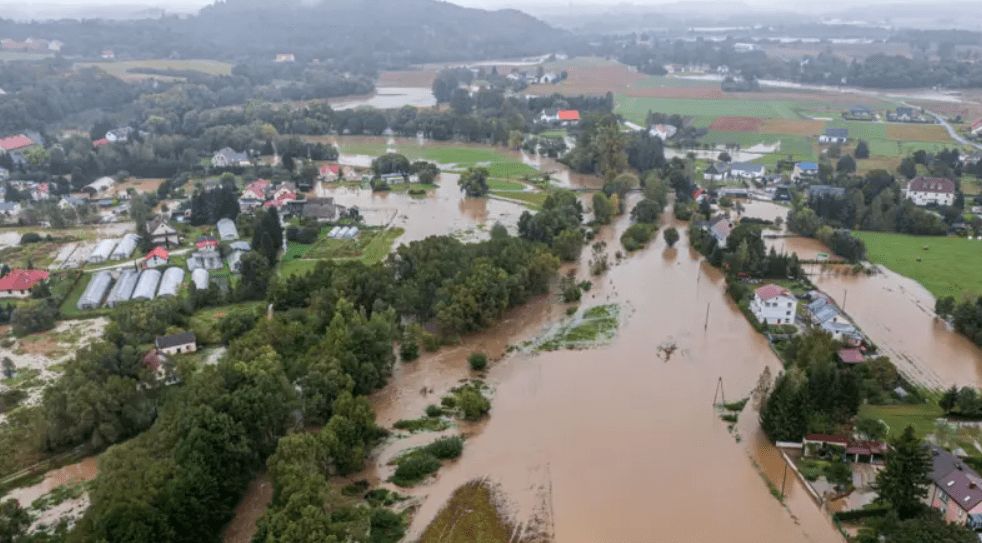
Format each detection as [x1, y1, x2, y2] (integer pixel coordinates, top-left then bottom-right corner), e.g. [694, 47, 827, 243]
[0, 499, 31, 543]
[236, 251, 272, 301]
[458, 389, 490, 420]
[592, 192, 614, 224]
[856, 417, 887, 441]
[873, 426, 932, 519]
[630, 199, 661, 224]
[663, 226, 680, 247]
[855, 139, 870, 159]
[880, 510, 980, 543]
[597, 114, 627, 182]
[1, 357, 14, 379]
[837, 154, 857, 174]
[717, 152, 731, 163]
[371, 153, 410, 176]
[457, 167, 490, 197]
[467, 353, 487, 371]
[939, 385, 958, 414]
[899, 157, 917, 179]
[10, 299, 57, 336]
[760, 371, 807, 442]
[935, 296, 955, 319]
[553, 229, 583, 262]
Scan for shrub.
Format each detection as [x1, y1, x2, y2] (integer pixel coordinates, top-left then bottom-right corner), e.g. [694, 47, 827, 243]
[19, 232, 42, 245]
[565, 306, 578, 316]
[440, 396, 457, 408]
[459, 389, 491, 420]
[422, 333, 440, 352]
[369, 507, 406, 543]
[391, 454, 441, 486]
[423, 436, 464, 459]
[673, 201, 693, 221]
[468, 353, 488, 371]
[425, 404, 443, 418]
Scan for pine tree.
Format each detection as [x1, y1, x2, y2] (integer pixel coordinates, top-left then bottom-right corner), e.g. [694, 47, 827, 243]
[873, 426, 932, 519]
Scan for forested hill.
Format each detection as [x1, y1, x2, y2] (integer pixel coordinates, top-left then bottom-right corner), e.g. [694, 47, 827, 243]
[0, 0, 568, 71]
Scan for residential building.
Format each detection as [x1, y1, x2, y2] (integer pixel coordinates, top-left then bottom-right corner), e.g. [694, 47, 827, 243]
[155, 331, 197, 355]
[105, 128, 133, 143]
[649, 124, 677, 141]
[927, 445, 982, 528]
[0, 134, 35, 154]
[146, 216, 180, 247]
[729, 162, 766, 179]
[212, 147, 251, 168]
[848, 105, 873, 118]
[274, 54, 296, 63]
[101, 50, 115, 60]
[819, 128, 849, 144]
[822, 321, 859, 342]
[0, 269, 49, 298]
[703, 162, 729, 181]
[705, 214, 734, 244]
[320, 164, 340, 181]
[749, 284, 797, 326]
[837, 348, 866, 364]
[241, 179, 270, 201]
[905, 177, 956, 206]
[145, 246, 170, 268]
[0, 201, 22, 216]
[538, 72, 560, 84]
[793, 162, 819, 181]
[557, 110, 580, 125]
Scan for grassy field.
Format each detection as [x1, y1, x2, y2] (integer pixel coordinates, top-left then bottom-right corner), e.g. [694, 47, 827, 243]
[489, 191, 549, 209]
[279, 227, 405, 277]
[0, 51, 54, 61]
[859, 403, 944, 439]
[854, 231, 982, 299]
[617, 95, 800, 124]
[75, 59, 233, 81]
[487, 179, 527, 191]
[417, 482, 515, 543]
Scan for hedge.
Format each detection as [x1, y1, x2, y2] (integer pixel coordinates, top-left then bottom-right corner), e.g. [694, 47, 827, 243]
[831, 506, 892, 522]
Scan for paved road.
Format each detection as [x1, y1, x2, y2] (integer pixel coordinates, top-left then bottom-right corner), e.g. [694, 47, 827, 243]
[901, 101, 982, 152]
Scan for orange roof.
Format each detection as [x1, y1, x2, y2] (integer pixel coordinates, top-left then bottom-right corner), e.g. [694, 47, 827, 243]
[0, 269, 49, 291]
[0, 135, 33, 151]
[146, 246, 169, 260]
[557, 110, 580, 121]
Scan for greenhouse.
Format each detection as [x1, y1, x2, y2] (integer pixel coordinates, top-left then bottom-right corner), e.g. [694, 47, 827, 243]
[131, 269, 162, 300]
[191, 268, 209, 290]
[77, 271, 113, 310]
[87, 239, 119, 264]
[157, 267, 185, 298]
[111, 234, 140, 260]
[105, 269, 140, 307]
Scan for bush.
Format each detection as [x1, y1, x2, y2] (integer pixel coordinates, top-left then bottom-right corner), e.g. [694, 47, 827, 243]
[297, 227, 319, 244]
[425, 404, 443, 418]
[673, 201, 693, 221]
[440, 395, 457, 408]
[565, 306, 578, 316]
[831, 506, 892, 522]
[11, 300, 57, 336]
[423, 436, 464, 459]
[459, 389, 491, 420]
[468, 352, 488, 371]
[620, 223, 655, 252]
[19, 232, 42, 245]
[422, 333, 440, 352]
[369, 507, 405, 543]
[391, 454, 441, 487]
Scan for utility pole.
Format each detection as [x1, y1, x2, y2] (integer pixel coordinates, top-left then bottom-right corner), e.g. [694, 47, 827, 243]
[842, 289, 848, 311]
[781, 461, 789, 497]
[704, 302, 710, 331]
[713, 376, 725, 407]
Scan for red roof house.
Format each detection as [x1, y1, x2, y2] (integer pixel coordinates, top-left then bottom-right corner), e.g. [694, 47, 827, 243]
[754, 284, 794, 301]
[557, 110, 580, 122]
[972, 118, 982, 135]
[320, 165, 340, 178]
[0, 269, 50, 296]
[145, 246, 170, 267]
[142, 349, 165, 372]
[0, 134, 35, 152]
[93, 138, 110, 147]
[838, 348, 866, 364]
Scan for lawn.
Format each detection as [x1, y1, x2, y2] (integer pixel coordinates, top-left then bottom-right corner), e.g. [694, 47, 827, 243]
[485, 162, 537, 178]
[489, 191, 548, 209]
[858, 403, 944, 439]
[59, 272, 112, 319]
[631, 75, 720, 88]
[75, 59, 233, 81]
[487, 179, 527, 191]
[279, 226, 405, 277]
[854, 231, 982, 299]
[617, 96, 801, 124]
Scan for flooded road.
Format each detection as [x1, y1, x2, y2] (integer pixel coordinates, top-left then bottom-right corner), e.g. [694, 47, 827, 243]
[331, 87, 436, 111]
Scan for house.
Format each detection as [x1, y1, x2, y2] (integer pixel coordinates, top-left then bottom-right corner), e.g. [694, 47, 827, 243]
[0, 269, 49, 298]
[299, 197, 345, 222]
[217, 218, 238, 241]
[837, 348, 866, 364]
[320, 164, 340, 181]
[539, 108, 559, 123]
[105, 128, 133, 143]
[0, 167, 8, 180]
[0, 201, 21, 216]
[819, 128, 849, 144]
[807, 185, 846, 200]
[92, 138, 110, 148]
[649, 124, 677, 141]
[0, 134, 36, 154]
[274, 54, 295, 63]
[749, 284, 797, 326]
[926, 445, 982, 527]
[83, 176, 115, 197]
[212, 147, 251, 168]
[241, 179, 270, 201]
[803, 434, 850, 458]
[101, 50, 115, 60]
[706, 214, 734, 244]
[729, 162, 766, 179]
[227, 241, 251, 272]
[155, 331, 197, 355]
[188, 246, 223, 271]
[538, 72, 560, 84]
[848, 105, 873, 118]
[793, 162, 819, 180]
[896, 106, 914, 118]
[809, 301, 843, 327]
[145, 246, 170, 268]
[822, 321, 859, 342]
[905, 177, 956, 206]
[557, 110, 580, 125]
[704, 162, 729, 181]
[195, 235, 219, 250]
[146, 216, 180, 247]
[969, 118, 982, 136]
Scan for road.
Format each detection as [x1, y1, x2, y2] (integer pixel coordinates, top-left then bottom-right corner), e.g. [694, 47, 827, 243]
[906, 102, 982, 152]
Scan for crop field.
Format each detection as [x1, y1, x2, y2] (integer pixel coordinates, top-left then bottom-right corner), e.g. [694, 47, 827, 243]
[709, 116, 764, 132]
[854, 231, 982, 299]
[75, 59, 233, 81]
[884, 123, 952, 142]
[759, 118, 825, 136]
[524, 65, 646, 96]
[631, 75, 721, 88]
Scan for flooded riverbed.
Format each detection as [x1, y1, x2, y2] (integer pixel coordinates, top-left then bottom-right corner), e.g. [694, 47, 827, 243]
[6, 456, 99, 507]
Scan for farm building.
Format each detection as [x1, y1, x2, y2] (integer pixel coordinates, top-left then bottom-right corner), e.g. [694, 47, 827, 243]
[217, 218, 238, 241]
[111, 234, 140, 260]
[87, 239, 119, 264]
[106, 269, 140, 307]
[83, 176, 115, 197]
[77, 271, 113, 310]
[188, 247, 223, 271]
[157, 267, 185, 298]
[145, 246, 169, 268]
[191, 269, 209, 290]
[131, 269, 162, 300]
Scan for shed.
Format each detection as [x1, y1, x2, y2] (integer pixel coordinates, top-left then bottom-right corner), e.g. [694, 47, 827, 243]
[191, 268, 210, 290]
[131, 268, 162, 300]
[87, 238, 119, 264]
[111, 234, 139, 260]
[106, 269, 140, 307]
[157, 267, 185, 298]
[217, 218, 238, 241]
[77, 271, 113, 310]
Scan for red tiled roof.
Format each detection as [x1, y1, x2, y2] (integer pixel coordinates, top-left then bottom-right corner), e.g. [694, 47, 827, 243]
[846, 441, 887, 455]
[838, 348, 866, 364]
[0, 269, 49, 291]
[142, 349, 163, 372]
[558, 110, 580, 121]
[908, 177, 955, 194]
[755, 284, 793, 301]
[0, 135, 34, 151]
[196, 239, 218, 249]
[93, 138, 110, 147]
[146, 246, 169, 260]
[973, 118, 982, 131]
[320, 165, 339, 175]
[692, 188, 705, 199]
[804, 434, 850, 445]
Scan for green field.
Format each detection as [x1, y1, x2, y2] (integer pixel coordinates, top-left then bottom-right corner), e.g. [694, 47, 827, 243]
[487, 179, 527, 191]
[617, 95, 800, 124]
[855, 231, 982, 299]
[279, 226, 405, 277]
[75, 59, 234, 81]
[489, 191, 549, 209]
[858, 403, 944, 439]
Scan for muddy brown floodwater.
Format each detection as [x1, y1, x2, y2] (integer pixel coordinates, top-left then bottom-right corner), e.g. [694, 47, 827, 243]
[366, 204, 843, 543]
[6, 456, 99, 507]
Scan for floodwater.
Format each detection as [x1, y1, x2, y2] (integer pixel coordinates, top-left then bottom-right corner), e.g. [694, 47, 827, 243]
[6, 456, 99, 507]
[365, 205, 843, 543]
[331, 87, 436, 111]
[221, 473, 274, 543]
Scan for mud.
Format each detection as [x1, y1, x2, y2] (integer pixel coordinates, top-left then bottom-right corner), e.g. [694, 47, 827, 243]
[7, 457, 99, 507]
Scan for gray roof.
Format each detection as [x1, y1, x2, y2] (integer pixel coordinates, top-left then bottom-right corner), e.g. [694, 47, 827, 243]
[730, 162, 764, 173]
[706, 162, 729, 175]
[156, 331, 196, 350]
[131, 268, 162, 300]
[87, 238, 119, 263]
[111, 234, 140, 260]
[812, 305, 840, 324]
[929, 445, 982, 512]
[191, 268, 210, 290]
[77, 271, 112, 310]
[214, 147, 249, 164]
[824, 128, 849, 138]
[216, 218, 238, 241]
[229, 241, 251, 252]
[156, 267, 185, 298]
[106, 269, 140, 307]
[0, 201, 19, 213]
[821, 321, 856, 334]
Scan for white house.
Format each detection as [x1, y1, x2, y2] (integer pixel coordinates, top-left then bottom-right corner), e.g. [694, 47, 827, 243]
[750, 284, 798, 326]
[819, 128, 849, 144]
[146, 216, 180, 247]
[793, 162, 819, 181]
[155, 331, 197, 355]
[649, 124, 677, 141]
[729, 162, 766, 179]
[905, 177, 956, 206]
[212, 147, 251, 168]
[704, 162, 729, 181]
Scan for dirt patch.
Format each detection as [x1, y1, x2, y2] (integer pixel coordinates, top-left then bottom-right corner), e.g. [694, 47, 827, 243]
[885, 123, 954, 142]
[759, 118, 825, 136]
[379, 69, 438, 88]
[710, 116, 765, 132]
[523, 65, 644, 96]
[909, 100, 982, 122]
[117, 177, 166, 194]
[624, 86, 728, 99]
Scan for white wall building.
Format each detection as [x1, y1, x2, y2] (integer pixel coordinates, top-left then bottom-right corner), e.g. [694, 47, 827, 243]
[749, 284, 798, 326]
[905, 177, 956, 206]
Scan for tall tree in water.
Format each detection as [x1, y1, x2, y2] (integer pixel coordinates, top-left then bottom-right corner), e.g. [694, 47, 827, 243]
[597, 114, 627, 182]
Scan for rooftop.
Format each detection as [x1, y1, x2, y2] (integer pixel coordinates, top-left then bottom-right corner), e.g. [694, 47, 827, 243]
[837, 348, 866, 364]
[0, 269, 49, 291]
[0, 134, 34, 151]
[755, 284, 793, 301]
[156, 331, 196, 350]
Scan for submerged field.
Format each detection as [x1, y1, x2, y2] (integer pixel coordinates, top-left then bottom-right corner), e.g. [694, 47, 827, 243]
[855, 231, 982, 299]
[75, 59, 234, 81]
